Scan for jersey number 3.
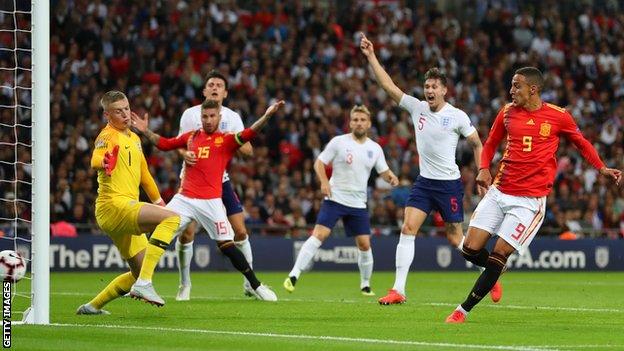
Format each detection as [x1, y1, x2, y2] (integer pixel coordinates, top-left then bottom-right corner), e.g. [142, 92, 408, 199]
[346, 153, 353, 164]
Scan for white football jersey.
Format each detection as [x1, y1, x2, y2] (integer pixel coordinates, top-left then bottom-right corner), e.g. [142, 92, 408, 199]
[317, 134, 389, 208]
[399, 94, 475, 180]
[178, 104, 244, 182]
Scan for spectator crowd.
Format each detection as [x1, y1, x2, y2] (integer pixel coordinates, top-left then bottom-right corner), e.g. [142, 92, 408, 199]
[1, 0, 623, 239]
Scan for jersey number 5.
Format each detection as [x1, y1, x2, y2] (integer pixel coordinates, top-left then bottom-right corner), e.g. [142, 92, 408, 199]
[522, 136, 532, 152]
[418, 116, 426, 130]
[450, 197, 458, 212]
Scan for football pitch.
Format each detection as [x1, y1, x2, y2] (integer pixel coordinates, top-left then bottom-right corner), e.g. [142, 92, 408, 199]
[12, 271, 624, 350]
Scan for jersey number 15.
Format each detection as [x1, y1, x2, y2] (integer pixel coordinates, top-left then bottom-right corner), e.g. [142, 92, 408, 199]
[197, 146, 210, 159]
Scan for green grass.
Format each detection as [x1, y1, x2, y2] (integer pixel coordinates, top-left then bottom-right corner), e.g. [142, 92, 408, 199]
[11, 271, 624, 350]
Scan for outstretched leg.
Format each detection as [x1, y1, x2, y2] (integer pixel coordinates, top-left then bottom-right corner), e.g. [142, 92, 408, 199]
[284, 225, 330, 292]
[77, 250, 144, 315]
[446, 238, 514, 323]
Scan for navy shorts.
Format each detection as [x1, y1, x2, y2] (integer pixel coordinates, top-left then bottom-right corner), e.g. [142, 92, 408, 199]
[222, 180, 243, 216]
[316, 200, 371, 237]
[405, 176, 464, 223]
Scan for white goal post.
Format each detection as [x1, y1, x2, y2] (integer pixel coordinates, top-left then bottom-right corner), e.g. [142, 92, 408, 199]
[23, 0, 49, 325]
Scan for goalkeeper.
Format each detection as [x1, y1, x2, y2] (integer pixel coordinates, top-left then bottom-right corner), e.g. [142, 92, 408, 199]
[77, 91, 181, 314]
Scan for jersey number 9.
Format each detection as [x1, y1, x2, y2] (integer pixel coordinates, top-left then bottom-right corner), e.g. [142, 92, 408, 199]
[522, 136, 532, 152]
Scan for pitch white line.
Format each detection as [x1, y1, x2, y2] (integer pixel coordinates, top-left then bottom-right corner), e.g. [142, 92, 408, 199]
[426, 302, 623, 313]
[53, 292, 624, 313]
[414, 277, 624, 287]
[42, 323, 553, 351]
[52, 292, 624, 312]
[524, 346, 623, 349]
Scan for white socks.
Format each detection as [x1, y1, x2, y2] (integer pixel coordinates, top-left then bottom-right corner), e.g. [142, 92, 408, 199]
[235, 237, 254, 288]
[234, 237, 254, 268]
[289, 236, 322, 279]
[358, 249, 374, 289]
[392, 233, 415, 296]
[176, 239, 193, 287]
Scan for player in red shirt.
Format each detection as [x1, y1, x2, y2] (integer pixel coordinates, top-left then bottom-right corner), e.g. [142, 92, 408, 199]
[131, 99, 285, 303]
[445, 67, 622, 323]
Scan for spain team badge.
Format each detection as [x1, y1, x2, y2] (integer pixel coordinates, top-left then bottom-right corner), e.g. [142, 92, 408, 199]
[539, 122, 551, 137]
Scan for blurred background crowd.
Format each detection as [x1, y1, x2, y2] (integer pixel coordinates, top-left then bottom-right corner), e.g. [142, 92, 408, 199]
[1, 0, 623, 239]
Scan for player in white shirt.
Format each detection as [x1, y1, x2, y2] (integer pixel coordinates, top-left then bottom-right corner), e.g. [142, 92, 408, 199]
[283, 105, 399, 296]
[175, 70, 255, 300]
[359, 33, 501, 305]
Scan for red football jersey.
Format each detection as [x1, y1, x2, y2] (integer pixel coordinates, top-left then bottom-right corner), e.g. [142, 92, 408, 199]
[481, 102, 604, 197]
[157, 128, 256, 199]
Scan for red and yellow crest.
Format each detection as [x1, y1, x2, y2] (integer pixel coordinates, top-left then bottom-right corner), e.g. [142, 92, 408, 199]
[539, 122, 551, 137]
[215, 136, 224, 146]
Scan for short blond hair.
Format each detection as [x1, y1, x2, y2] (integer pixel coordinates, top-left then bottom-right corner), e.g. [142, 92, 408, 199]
[201, 99, 220, 110]
[100, 90, 127, 110]
[350, 104, 371, 118]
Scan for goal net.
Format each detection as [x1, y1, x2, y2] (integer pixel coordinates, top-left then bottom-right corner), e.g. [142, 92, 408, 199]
[0, 0, 49, 324]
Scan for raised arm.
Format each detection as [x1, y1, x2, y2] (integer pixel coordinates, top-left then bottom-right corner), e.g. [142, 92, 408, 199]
[247, 100, 285, 133]
[131, 111, 190, 151]
[223, 101, 286, 152]
[360, 32, 405, 104]
[232, 114, 254, 157]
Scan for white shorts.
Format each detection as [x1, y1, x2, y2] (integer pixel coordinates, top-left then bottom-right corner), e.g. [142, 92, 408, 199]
[469, 186, 546, 253]
[166, 194, 234, 241]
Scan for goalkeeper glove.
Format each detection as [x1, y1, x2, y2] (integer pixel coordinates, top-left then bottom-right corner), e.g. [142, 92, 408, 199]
[103, 145, 120, 176]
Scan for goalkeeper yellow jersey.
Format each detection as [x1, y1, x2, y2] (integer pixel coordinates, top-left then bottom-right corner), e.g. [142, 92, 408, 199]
[91, 124, 160, 203]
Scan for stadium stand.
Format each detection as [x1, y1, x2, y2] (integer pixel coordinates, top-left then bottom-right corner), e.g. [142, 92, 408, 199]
[3, 0, 621, 238]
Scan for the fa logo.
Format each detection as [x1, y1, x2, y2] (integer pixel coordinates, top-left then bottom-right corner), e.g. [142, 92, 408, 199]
[220, 121, 227, 130]
[367, 150, 373, 159]
[595, 246, 609, 269]
[436, 246, 452, 268]
[442, 116, 450, 128]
